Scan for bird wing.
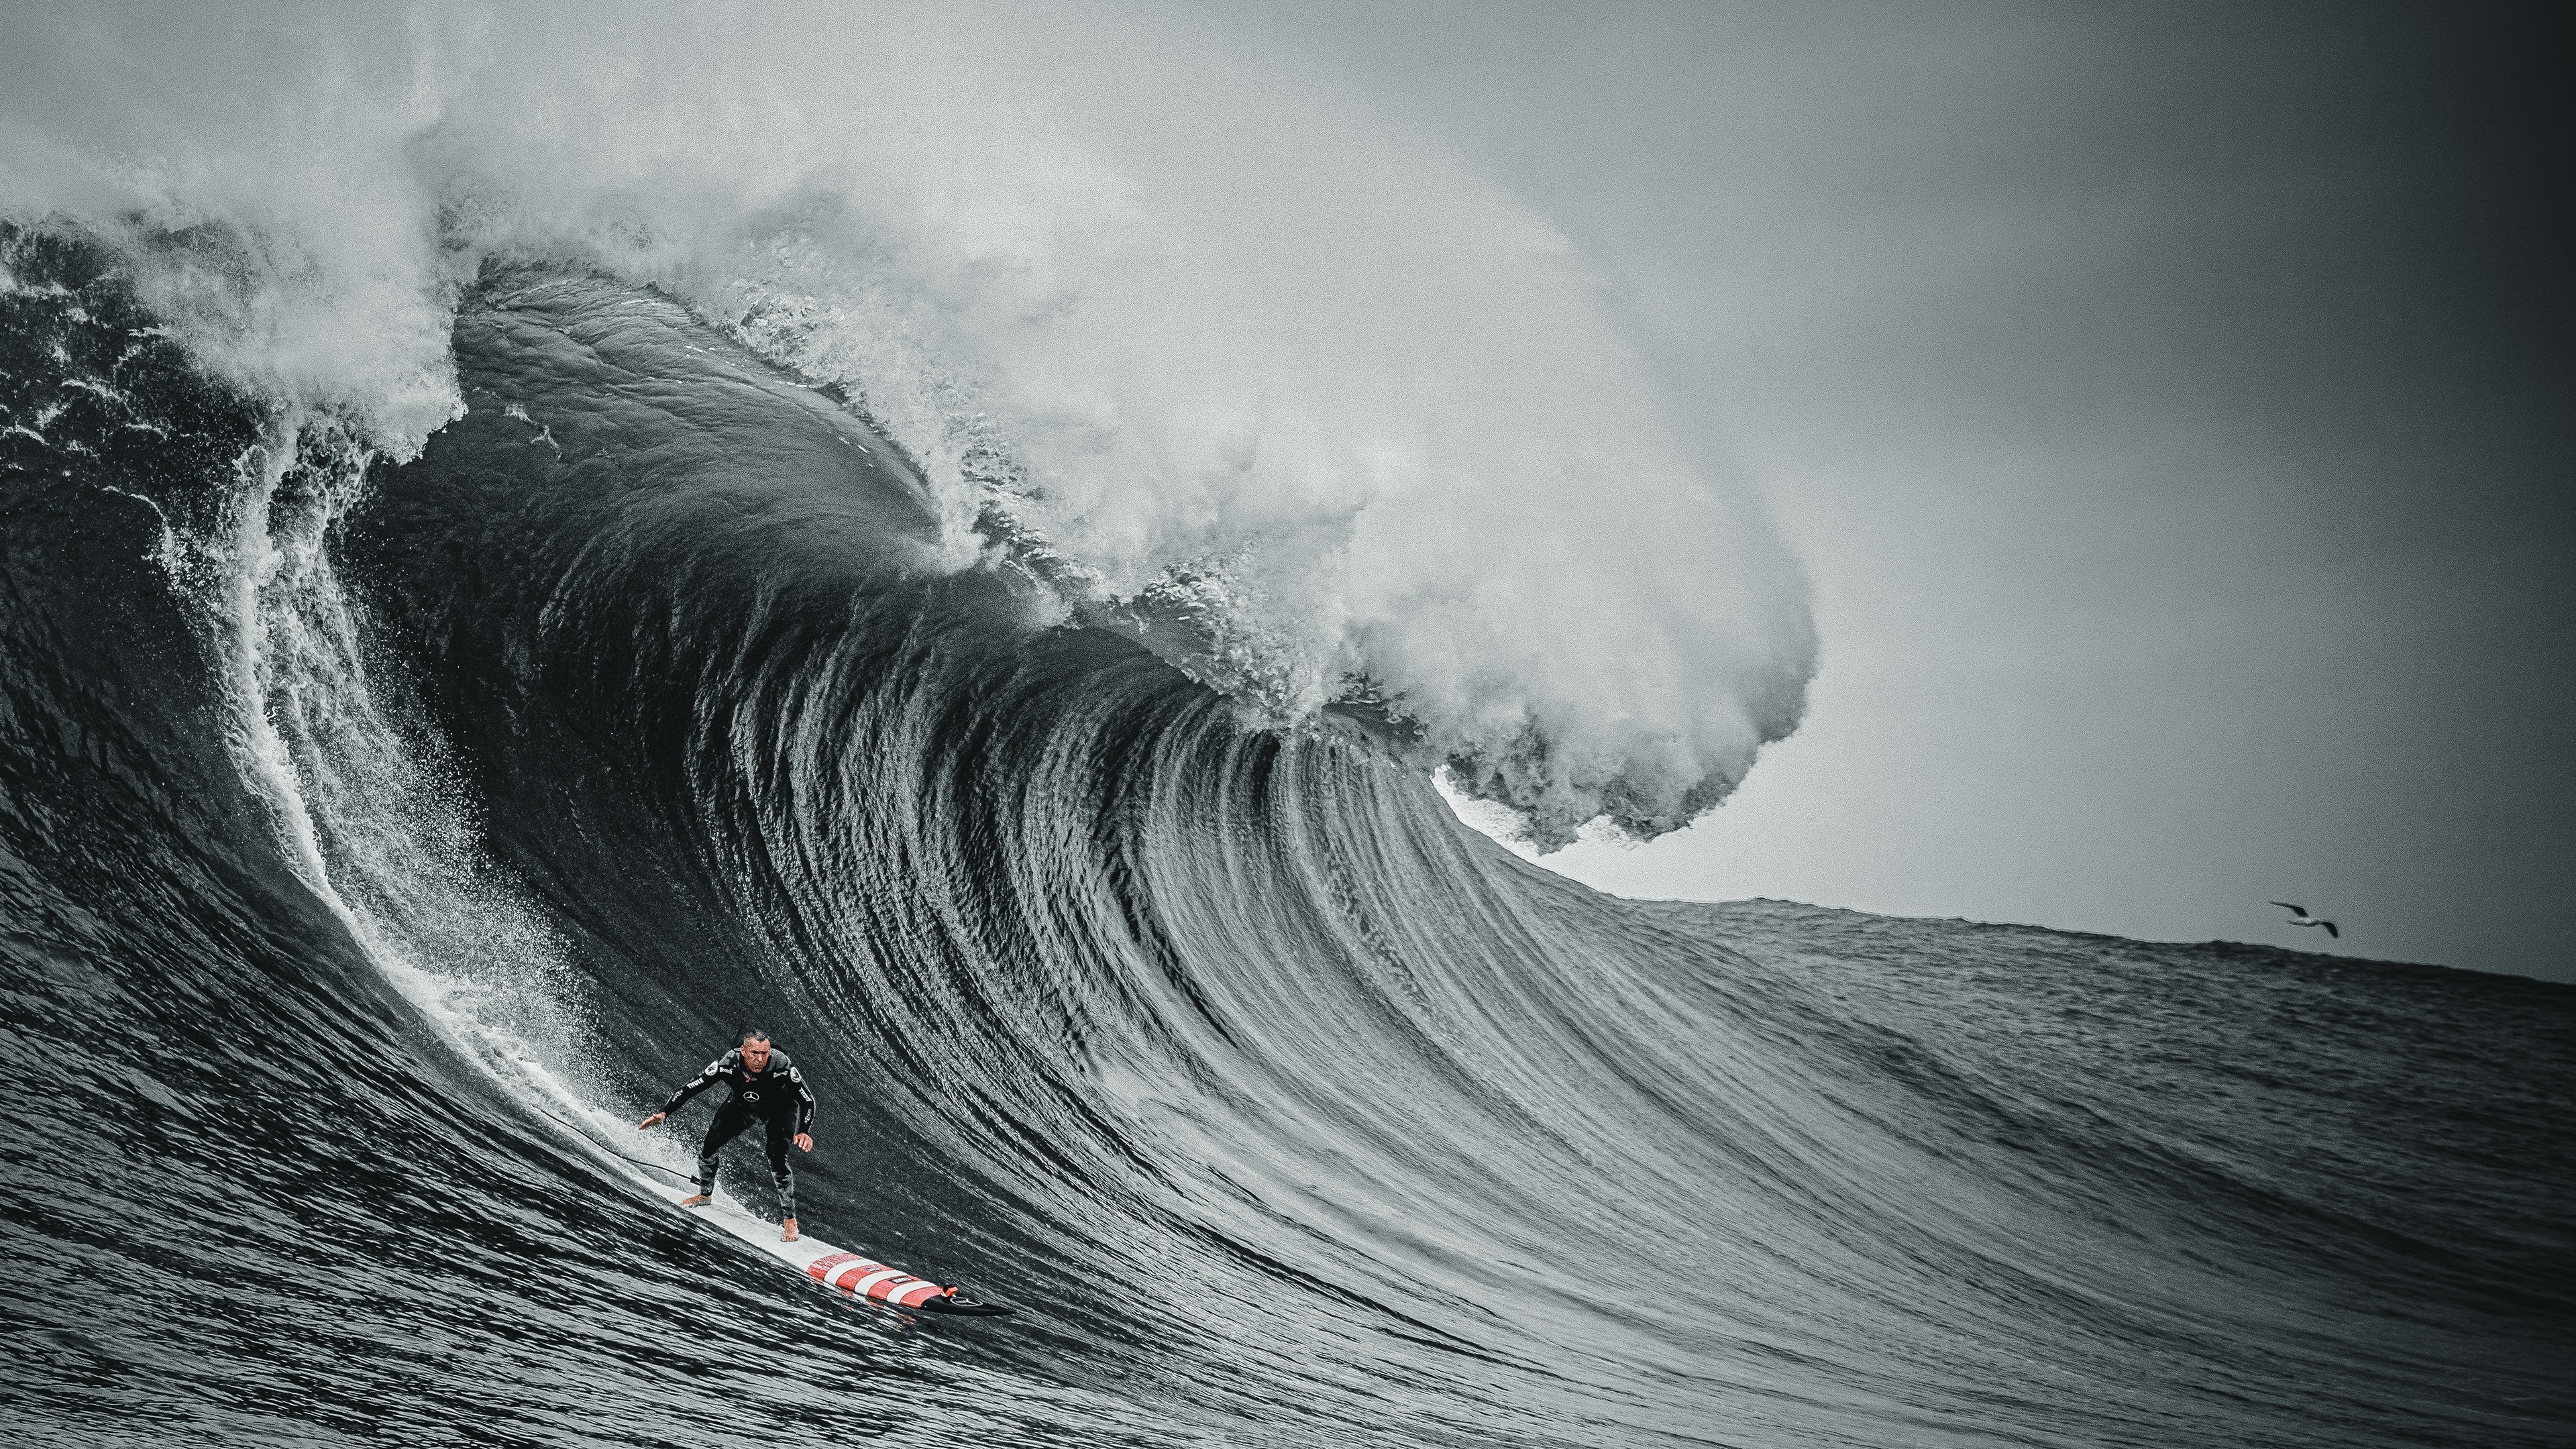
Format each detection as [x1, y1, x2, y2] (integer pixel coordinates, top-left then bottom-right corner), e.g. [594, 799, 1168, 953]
[2322, 922, 2339, 938]
[2269, 901, 2307, 916]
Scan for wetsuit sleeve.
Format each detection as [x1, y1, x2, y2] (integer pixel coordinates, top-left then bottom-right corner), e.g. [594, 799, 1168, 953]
[788, 1061, 816, 1134]
[660, 1051, 736, 1117]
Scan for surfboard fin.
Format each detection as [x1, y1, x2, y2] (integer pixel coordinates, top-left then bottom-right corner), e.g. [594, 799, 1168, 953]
[929, 1295, 1016, 1318]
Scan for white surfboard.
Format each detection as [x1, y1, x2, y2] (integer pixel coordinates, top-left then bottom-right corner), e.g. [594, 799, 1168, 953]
[521, 1093, 1014, 1316]
[626, 1169, 1011, 1316]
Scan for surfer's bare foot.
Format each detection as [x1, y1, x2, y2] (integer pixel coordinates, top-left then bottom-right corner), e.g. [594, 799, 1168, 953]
[678, 1193, 710, 1208]
[781, 1217, 800, 1242]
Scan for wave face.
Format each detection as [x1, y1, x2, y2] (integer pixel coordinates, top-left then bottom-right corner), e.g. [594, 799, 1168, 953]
[4, 225, 2573, 1447]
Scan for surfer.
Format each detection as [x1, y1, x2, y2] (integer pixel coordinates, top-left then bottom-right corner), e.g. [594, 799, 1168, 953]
[638, 1029, 817, 1241]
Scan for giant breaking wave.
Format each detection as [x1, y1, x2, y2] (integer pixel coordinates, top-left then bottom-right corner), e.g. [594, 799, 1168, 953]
[3, 8, 2571, 1446]
[0, 1, 1816, 851]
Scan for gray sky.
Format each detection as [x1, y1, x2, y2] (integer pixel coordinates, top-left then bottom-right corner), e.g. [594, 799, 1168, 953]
[1220, 1, 2573, 979]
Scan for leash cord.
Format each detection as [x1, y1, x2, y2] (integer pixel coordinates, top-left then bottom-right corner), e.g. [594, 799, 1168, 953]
[529, 1102, 697, 1183]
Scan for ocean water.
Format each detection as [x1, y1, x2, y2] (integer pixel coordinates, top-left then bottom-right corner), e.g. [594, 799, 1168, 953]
[2, 223, 2569, 1447]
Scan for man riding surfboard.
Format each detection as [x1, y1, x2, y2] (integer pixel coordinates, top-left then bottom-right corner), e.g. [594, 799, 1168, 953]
[639, 1028, 816, 1241]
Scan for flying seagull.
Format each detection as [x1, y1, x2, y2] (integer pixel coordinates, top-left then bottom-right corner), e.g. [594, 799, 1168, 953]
[2269, 902, 2339, 938]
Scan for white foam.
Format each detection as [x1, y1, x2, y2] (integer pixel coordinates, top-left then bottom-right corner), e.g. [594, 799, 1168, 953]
[0, 1, 1816, 846]
[155, 411, 672, 1185]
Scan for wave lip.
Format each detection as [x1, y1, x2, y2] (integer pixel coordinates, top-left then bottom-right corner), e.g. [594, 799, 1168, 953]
[3, 3, 1817, 848]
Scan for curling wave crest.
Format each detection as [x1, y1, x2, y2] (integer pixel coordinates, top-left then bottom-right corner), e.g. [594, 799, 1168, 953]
[0, 1, 1814, 849]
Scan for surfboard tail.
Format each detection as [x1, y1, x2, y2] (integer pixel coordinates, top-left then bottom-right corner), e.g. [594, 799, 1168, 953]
[800, 1250, 1012, 1313]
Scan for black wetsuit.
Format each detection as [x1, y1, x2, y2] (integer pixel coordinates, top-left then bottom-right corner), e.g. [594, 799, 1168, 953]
[659, 1047, 817, 1217]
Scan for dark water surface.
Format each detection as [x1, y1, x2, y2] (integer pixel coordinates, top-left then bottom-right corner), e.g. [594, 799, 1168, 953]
[4, 227, 2570, 1447]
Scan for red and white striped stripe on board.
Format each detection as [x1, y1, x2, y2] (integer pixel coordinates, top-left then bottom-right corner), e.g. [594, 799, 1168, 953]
[803, 1251, 955, 1309]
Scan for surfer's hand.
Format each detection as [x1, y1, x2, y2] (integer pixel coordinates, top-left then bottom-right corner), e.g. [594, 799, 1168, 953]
[793, 1132, 813, 1152]
[638, 1112, 665, 1130]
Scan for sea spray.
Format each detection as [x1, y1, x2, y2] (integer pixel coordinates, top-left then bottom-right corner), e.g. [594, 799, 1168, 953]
[3, 1, 1816, 849]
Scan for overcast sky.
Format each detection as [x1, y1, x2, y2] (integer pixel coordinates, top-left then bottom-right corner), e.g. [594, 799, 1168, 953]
[1218, 1, 2573, 979]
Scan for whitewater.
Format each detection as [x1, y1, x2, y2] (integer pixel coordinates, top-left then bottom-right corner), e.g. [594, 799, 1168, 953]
[3, 7, 2571, 1446]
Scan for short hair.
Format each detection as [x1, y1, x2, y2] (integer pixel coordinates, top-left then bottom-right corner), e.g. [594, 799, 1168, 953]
[741, 1027, 771, 1043]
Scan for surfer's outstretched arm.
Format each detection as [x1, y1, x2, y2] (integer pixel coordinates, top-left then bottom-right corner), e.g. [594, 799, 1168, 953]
[639, 1051, 739, 1128]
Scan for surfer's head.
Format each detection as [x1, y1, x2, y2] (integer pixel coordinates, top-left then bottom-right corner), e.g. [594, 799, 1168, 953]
[740, 1028, 772, 1071]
